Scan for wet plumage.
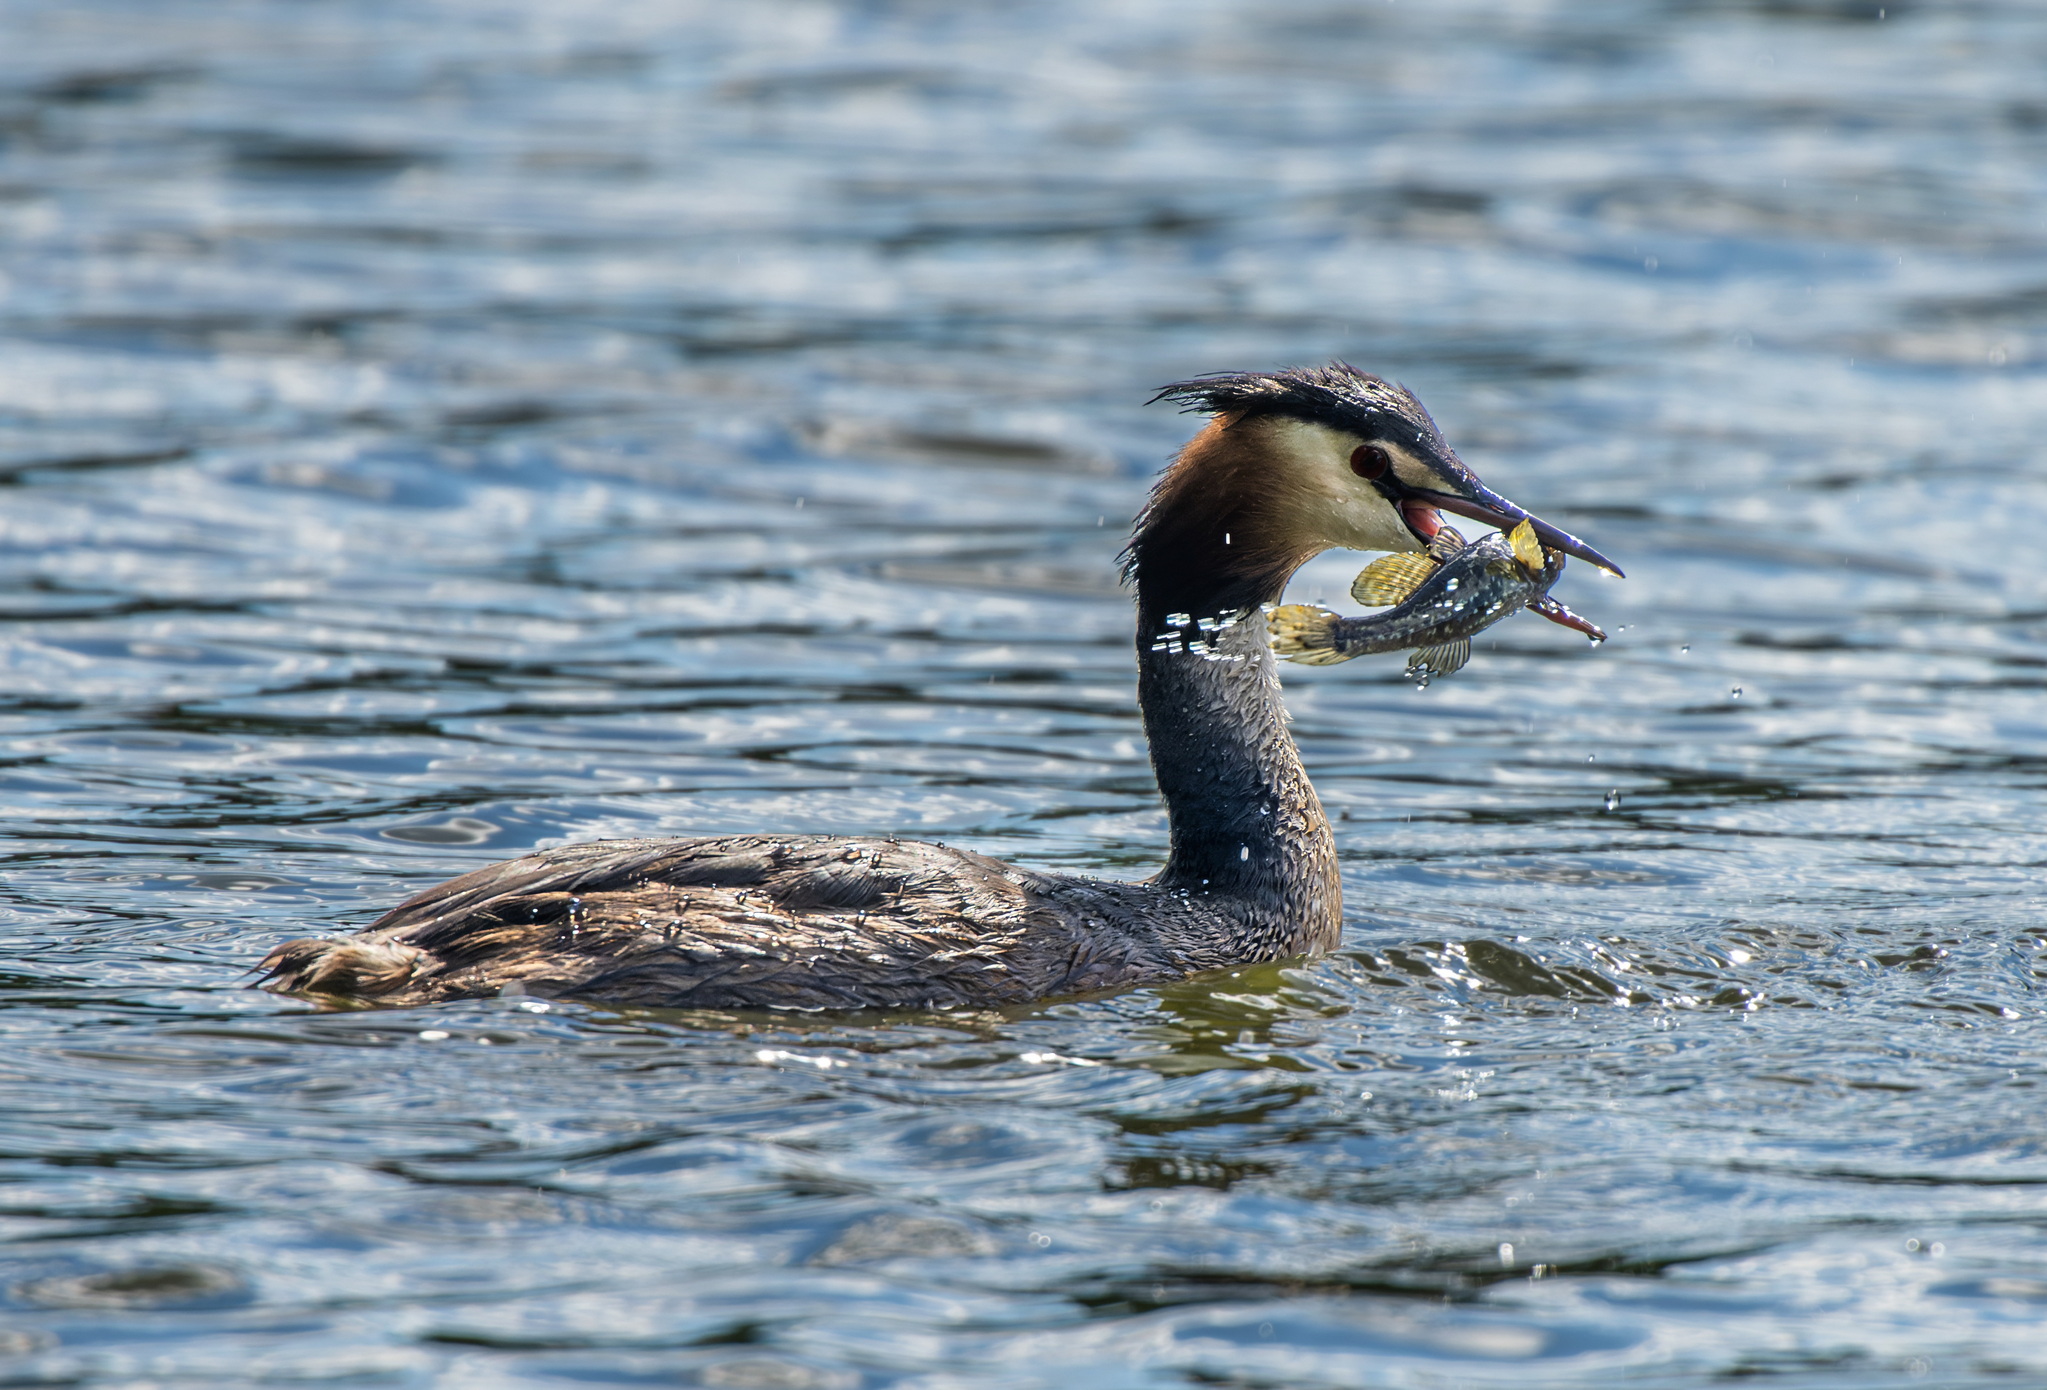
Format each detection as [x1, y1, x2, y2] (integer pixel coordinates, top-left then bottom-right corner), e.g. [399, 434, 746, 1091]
[259, 364, 1616, 1011]
[260, 835, 1300, 1011]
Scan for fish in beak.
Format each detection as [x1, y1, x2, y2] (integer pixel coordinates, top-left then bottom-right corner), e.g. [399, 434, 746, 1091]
[1402, 480, 1624, 578]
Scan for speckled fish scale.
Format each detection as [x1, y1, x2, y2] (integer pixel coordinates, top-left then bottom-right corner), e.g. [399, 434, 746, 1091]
[1267, 521, 1604, 683]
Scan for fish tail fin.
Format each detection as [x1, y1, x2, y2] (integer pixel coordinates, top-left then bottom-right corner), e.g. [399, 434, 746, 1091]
[1266, 604, 1355, 664]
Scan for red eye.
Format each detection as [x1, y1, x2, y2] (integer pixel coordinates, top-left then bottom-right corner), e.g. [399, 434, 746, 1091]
[1349, 445, 1390, 480]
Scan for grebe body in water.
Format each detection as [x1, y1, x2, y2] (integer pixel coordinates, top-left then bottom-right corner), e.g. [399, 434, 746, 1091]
[259, 365, 1617, 1010]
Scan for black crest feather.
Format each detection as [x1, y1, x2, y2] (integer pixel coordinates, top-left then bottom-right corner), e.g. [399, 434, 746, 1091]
[1149, 362, 1441, 447]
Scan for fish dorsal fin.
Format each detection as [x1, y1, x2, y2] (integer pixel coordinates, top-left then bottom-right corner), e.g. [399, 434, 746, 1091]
[1266, 604, 1356, 665]
[1352, 553, 1438, 607]
[1427, 525, 1468, 561]
[1507, 519, 1545, 574]
[1406, 639, 1471, 682]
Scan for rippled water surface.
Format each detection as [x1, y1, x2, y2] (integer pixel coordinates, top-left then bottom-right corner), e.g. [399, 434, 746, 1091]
[2, 1, 2045, 1384]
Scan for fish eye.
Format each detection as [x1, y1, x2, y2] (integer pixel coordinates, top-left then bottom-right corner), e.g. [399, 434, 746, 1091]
[1349, 445, 1390, 480]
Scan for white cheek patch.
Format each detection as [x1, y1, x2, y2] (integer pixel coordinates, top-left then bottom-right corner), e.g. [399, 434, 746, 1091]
[1250, 417, 1434, 556]
[1329, 489, 1422, 554]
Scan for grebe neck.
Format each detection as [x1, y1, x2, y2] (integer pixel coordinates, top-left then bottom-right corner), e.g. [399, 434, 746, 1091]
[1134, 601, 1341, 955]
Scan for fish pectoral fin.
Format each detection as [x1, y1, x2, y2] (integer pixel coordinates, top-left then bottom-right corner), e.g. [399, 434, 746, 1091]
[1507, 519, 1546, 575]
[1352, 553, 1438, 606]
[1427, 525, 1468, 561]
[1406, 639, 1471, 679]
[1266, 604, 1355, 664]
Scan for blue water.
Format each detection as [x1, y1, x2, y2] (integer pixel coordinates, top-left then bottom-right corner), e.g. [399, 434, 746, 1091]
[1, 1, 2045, 1384]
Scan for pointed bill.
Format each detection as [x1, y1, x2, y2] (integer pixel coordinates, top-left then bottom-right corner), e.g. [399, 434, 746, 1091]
[1409, 484, 1623, 578]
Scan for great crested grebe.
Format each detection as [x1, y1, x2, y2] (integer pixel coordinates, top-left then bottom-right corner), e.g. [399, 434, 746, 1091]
[259, 365, 1619, 1011]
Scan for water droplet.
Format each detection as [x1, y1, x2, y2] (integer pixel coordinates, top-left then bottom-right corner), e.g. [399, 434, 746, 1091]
[1498, 1242, 1515, 1266]
[1731, 687, 1743, 699]
[1604, 790, 1621, 811]
[1679, 645, 1690, 655]
[1239, 845, 1249, 861]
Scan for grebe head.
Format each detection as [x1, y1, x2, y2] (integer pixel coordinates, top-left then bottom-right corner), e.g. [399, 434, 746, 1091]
[1126, 363, 1620, 622]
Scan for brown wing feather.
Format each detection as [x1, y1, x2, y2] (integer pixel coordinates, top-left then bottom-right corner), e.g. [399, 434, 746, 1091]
[259, 836, 1067, 1011]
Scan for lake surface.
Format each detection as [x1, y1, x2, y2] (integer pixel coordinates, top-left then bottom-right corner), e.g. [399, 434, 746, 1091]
[1, 0, 2044, 1384]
